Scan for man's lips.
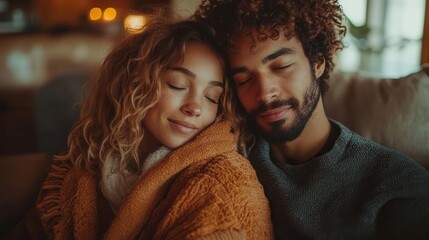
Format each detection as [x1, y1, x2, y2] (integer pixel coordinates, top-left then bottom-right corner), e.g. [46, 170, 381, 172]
[168, 119, 198, 134]
[257, 106, 292, 122]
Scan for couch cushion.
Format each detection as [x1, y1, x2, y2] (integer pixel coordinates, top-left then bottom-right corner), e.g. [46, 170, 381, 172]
[324, 65, 429, 169]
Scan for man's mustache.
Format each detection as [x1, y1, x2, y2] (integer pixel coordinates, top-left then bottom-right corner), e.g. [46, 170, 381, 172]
[249, 98, 299, 118]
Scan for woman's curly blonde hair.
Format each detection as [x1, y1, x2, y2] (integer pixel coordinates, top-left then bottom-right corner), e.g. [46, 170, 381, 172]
[194, 0, 347, 154]
[56, 18, 242, 173]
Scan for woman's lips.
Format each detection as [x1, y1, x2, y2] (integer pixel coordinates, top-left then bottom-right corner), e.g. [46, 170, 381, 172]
[168, 119, 198, 134]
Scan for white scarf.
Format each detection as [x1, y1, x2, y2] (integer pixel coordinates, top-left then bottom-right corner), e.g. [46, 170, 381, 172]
[100, 146, 171, 213]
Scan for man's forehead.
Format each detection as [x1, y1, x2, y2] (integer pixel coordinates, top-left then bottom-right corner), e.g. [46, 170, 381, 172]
[229, 32, 255, 54]
[229, 31, 298, 56]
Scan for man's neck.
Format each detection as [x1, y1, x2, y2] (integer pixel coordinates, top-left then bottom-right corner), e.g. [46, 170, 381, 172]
[270, 98, 331, 165]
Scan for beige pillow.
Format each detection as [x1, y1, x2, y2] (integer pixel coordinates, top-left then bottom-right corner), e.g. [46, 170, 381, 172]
[324, 65, 429, 169]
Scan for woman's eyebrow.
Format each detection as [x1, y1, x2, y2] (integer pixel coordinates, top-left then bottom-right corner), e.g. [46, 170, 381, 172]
[171, 67, 195, 78]
[171, 67, 223, 88]
[210, 81, 224, 88]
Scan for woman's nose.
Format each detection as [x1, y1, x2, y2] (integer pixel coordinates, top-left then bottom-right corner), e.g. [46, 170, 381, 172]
[181, 101, 202, 116]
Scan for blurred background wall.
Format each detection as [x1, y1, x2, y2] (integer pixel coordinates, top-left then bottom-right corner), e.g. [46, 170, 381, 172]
[0, 0, 428, 156]
[0, 0, 169, 155]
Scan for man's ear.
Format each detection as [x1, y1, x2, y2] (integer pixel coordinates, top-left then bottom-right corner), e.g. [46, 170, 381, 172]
[315, 57, 326, 79]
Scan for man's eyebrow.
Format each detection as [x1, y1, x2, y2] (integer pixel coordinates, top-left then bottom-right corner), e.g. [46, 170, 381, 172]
[230, 67, 248, 76]
[262, 48, 296, 64]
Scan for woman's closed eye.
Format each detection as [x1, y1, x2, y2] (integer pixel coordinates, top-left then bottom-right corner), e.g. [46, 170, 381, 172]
[206, 96, 219, 104]
[167, 83, 186, 90]
[205, 90, 222, 104]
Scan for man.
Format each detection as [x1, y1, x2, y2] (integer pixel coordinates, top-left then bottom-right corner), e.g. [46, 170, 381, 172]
[194, 0, 429, 239]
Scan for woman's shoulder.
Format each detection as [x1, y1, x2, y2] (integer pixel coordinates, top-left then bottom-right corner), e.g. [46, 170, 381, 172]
[207, 152, 259, 181]
[178, 152, 262, 196]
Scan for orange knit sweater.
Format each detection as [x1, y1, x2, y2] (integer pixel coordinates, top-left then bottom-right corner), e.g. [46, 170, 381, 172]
[35, 120, 273, 239]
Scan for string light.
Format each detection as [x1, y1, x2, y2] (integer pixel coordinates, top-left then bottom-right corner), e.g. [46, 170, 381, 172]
[89, 7, 102, 21]
[103, 7, 117, 21]
[124, 15, 146, 33]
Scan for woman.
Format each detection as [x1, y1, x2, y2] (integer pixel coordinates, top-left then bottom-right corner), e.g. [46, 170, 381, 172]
[24, 19, 272, 239]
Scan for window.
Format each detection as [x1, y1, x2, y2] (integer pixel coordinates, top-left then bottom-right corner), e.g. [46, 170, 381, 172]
[338, 0, 426, 77]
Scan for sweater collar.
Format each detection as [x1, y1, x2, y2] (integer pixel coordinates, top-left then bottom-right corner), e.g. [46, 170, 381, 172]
[250, 119, 352, 171]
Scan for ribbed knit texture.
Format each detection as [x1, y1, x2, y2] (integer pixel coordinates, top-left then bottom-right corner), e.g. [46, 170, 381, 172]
[197, 229, 247, 240]
[250, 120, 429, 240]
[100, 146, 171, 213]
[35, 120, 273, 240]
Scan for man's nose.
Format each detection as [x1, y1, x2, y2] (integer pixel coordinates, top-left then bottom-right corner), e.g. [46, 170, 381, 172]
[255, 73, 280, 103]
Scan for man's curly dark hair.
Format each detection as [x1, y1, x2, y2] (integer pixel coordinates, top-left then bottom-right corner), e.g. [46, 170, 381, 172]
[194, 0, 346, 95]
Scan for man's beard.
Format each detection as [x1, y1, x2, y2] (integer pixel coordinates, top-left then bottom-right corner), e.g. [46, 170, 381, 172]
[249, 72, 320, 143]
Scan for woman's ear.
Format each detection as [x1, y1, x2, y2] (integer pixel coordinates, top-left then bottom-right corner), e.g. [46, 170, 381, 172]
[315, 57, 326, 79]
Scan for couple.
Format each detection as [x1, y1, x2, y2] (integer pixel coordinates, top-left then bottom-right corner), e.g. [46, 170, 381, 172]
[20, 0, 429, 239]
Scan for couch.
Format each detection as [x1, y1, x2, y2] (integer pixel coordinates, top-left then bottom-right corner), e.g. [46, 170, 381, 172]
[1, 65, 428, 238]
[325, 64, 429, 169]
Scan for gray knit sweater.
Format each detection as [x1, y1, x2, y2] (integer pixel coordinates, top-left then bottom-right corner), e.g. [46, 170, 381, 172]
[249, 120, 429, 240]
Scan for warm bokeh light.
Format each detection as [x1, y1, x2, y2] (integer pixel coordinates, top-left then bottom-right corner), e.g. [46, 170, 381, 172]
[89, 7, 102, 21]
[124, 15, 146, 33]
[103, 7, 117, 21]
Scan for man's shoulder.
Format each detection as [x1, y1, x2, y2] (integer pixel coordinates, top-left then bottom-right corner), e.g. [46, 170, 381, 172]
[334, 120, 412, 161]
[348, 131, 407, 158]
[331, 121, 428, 177]
[339, 129, 429, 185]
